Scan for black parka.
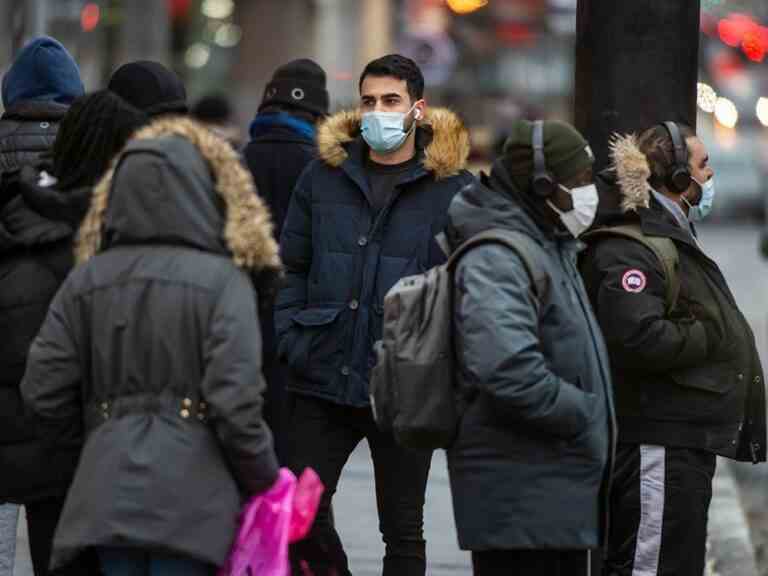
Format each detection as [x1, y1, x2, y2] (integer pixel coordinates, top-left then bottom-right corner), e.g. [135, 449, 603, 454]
[580, 134, 766, 462]
[0, 100, 75, 504]
[21, 119, 282, 568]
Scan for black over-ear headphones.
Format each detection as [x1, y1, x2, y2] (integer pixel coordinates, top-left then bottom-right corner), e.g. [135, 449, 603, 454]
[661, 121, 692, 193]
[531, 120, 557, 198]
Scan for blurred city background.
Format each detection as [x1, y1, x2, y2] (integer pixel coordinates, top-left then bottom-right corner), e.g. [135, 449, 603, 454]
[0, 0, 767, 223]
[3, 2, 768, 574]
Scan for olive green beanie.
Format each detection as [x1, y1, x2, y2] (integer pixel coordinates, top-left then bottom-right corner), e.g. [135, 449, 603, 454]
[500, 119, 594, 195]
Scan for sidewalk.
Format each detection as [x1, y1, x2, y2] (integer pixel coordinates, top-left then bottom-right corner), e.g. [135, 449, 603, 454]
[11, 451, 756, 576]
[706, 458, 759, 576]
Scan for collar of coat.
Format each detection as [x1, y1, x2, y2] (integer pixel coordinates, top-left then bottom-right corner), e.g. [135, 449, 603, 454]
[76, 116, 281, 274]
[317, 107, 470, 180]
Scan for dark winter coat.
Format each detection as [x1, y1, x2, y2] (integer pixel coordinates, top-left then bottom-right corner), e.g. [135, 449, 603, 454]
[243, 112, 317, 363]
[0, 95, 73, 503]
[580, 135, 766, 462]
[21, 118, 282, 569]
[444, 174, 614, 551]
[275, 108, 474, 407]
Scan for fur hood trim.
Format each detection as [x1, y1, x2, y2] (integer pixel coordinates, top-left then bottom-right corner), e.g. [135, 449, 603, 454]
[317, 107, 470, 180]
[76, 117, 281, 273]
[609, 133, 652, 213]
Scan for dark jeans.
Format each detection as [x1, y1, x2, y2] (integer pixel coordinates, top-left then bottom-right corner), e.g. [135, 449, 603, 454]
[471, 550, 592, 576]
[287, 395, 432, 576]
[97, 548, 214, 576]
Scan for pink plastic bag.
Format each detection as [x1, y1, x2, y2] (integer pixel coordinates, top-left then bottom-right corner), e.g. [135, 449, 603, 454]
[219, 467, 324, 576]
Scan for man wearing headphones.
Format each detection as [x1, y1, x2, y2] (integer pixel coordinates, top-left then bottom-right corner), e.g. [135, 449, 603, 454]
[580, 122, 766, 576]
[443, 119, 614, 576]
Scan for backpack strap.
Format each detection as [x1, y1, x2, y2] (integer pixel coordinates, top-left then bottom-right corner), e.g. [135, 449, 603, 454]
[582, 224, 680, 314]
[447, 229, 549, 303]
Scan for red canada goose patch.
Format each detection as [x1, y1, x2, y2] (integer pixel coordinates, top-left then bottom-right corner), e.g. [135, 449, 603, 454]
[622, 269, 647, 293]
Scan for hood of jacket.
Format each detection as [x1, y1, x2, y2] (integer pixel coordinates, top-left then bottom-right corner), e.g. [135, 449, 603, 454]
[317, 107, 470, 180]
[76, 117, 280, 274]
[2, 37, 84, 108]
[445, 174, 544, 251]
[590, 134, 660, 230]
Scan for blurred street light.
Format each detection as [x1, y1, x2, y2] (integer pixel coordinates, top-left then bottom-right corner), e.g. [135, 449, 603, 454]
[214, 23, 241, 48]
[201, 0, 234, 20]
[757, 97, 768, 127]
[185, 43, 210, 68]
[446, 0, 488, 15]
[80, 3, 100, 32]
[697, 82, 717, 113]
[714, 96, 739, 128]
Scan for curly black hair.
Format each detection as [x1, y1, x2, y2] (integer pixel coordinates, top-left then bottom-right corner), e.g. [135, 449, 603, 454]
[52, 90, 147, 191]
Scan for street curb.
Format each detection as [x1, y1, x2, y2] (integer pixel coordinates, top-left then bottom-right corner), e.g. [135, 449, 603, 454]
[706, 458, 758, 576]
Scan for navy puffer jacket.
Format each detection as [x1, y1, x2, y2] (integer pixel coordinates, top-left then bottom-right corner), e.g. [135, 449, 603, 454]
[275, 108, 474, 406]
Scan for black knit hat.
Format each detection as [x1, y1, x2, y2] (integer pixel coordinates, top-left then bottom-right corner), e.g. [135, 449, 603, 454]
[108, 60, 188, 117]
[259, 58, 329, 117]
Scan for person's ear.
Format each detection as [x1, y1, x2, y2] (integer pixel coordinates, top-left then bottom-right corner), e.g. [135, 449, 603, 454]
[413, 99, 426, 120]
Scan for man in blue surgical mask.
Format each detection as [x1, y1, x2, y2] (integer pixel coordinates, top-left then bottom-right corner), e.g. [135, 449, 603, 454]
[275, 54, 474, 576]
[580, 122, 766, 576]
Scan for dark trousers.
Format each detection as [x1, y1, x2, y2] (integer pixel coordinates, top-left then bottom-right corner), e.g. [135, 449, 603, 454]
[25, 497, 101, 575]
[606, 444, 716, 576]
[287, 395, 432, 576]
[262, 355, 293, 464]
[471, 550, 592, 576]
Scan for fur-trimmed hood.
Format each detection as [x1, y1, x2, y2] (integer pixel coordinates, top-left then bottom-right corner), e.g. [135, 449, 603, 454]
[317, 107, 470, 180]
[76, 117, 280, 274]
[608, 133, 653, 213]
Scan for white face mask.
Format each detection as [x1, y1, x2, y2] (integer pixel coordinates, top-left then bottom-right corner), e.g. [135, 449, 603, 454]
[546, 183, 599, 238]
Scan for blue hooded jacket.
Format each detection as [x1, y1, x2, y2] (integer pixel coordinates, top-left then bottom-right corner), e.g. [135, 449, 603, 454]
[2, 36, 84, 108]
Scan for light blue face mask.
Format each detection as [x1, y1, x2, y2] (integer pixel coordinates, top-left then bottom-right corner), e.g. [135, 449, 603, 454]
[361, 103, 419, 154]
[685, 177, 716, 222]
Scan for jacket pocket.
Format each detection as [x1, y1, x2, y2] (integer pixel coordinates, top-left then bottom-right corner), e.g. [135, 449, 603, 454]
[669, 363, 735, 395]
[282, 307, 345, 376]
[645, 364, 741, 424]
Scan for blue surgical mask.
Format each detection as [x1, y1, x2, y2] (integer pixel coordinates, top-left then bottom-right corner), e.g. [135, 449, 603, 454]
[685, 177, 716, 222]
[361, 103, 419, 154]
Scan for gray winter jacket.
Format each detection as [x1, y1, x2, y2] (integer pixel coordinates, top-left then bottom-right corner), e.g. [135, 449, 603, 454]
[444, 175, 615, 551]
[21, 119, 282, 569]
